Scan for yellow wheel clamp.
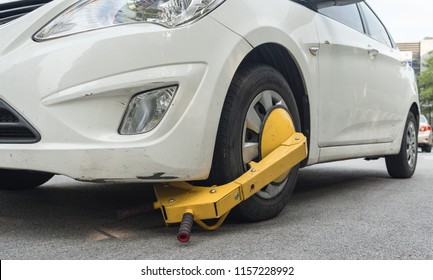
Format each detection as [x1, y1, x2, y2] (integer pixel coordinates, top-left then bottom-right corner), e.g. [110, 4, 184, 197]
[121, 107, 308, 242]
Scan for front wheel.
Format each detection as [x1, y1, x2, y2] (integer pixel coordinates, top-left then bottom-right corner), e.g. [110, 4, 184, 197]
[0, 169, 54, 190]
[385, 111, 418, 178]
[208, 64, 301, 222]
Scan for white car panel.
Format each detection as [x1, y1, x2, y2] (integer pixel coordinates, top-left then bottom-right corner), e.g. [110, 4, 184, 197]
[316, 7, 417, 148]
[316, 12, 378, 147]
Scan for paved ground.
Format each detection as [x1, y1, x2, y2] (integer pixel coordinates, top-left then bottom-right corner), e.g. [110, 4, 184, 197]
[1, 153, 432, 260]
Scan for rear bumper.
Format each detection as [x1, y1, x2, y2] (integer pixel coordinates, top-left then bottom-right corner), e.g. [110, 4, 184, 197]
[418, 131, 432, 146]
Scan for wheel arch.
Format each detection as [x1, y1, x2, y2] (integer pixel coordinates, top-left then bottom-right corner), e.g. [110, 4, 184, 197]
[410, 102, 420, 126]
[237, 43, 311, 166]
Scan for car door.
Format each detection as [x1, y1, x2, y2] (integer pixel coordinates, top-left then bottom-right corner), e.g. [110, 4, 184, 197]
[315, 3, 375, 147]
[315, 2, 406, 147]
[356, 1, 411, 142]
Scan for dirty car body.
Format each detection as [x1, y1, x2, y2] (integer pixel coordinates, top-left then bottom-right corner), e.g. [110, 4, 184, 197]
[0, 0, 419, 206]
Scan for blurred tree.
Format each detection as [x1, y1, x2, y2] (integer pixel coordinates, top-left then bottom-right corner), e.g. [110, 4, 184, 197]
[418, 51, 433, 122]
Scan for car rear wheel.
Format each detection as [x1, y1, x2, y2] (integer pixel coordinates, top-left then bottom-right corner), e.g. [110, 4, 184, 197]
[385, 111, 418, 178]
[425, 144, 432, 153]
[0, 169, 54, 190]
[208, 64, 301, 222]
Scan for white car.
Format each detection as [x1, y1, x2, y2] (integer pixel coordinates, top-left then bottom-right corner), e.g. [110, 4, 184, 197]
[0, 0, 419, 221]
[418, 115, 432, 153]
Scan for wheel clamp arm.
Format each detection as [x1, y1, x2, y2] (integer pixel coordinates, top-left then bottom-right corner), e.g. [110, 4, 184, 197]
[152, 132, 308, 242]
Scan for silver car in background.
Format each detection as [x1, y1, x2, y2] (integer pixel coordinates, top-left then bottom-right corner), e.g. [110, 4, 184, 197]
[418, 115, 432, 153]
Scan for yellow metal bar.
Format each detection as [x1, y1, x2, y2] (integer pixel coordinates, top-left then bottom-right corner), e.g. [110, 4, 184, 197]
[194, 212, 230, 231]
[154, 132, 307, 227]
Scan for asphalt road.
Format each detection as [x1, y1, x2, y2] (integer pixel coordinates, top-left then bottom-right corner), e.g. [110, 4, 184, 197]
[1, 153, 432, 260]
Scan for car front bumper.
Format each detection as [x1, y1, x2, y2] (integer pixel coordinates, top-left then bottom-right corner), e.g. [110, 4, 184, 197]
[0, 1, 252, 182]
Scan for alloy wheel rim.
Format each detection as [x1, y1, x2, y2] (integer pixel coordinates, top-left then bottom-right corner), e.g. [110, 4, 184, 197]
[406, 121, 417, 168]
[242, 90, 290, 200]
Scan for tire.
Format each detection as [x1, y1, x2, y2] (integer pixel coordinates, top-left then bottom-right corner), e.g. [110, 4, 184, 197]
[0, 169, 54, 190]
[425, 145, 432, 153]
[209, 64, 301, 222]
[385, 111, 418, 178]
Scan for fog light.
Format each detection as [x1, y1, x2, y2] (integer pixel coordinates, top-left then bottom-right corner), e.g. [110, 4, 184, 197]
[119, 86, 177, 135]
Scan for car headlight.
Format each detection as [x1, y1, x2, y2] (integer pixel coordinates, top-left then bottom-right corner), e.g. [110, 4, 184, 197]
[34, 0, 225, 40]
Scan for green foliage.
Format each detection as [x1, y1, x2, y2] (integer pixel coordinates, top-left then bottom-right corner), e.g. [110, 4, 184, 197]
[418, 52, 433, 108]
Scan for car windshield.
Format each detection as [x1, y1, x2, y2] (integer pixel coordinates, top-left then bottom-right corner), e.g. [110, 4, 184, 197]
[420, 115, 428, 123]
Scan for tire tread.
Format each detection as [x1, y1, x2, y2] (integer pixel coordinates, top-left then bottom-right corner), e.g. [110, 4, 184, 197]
[385, 112, 417, 179]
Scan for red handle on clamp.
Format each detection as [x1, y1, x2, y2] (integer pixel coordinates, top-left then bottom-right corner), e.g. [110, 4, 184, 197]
[177, 213, 194, 242]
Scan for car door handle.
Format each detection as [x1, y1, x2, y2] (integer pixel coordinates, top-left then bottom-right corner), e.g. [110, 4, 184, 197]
[368, 48, 379, 59]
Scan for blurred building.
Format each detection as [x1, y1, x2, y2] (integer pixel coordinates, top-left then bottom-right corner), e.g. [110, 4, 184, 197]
[398, 38, 433, 76]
